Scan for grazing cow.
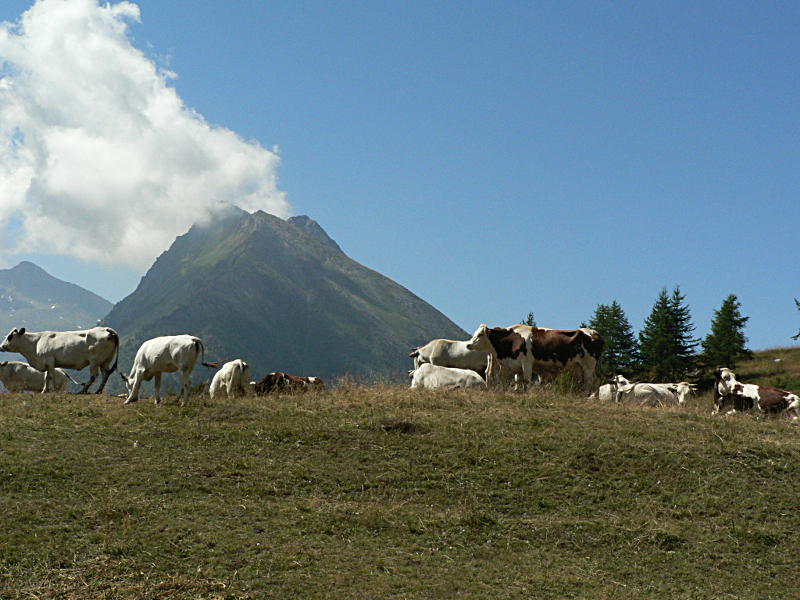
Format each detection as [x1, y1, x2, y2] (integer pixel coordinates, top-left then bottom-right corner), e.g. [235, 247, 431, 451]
[617, 381, 695, 406]
[209, 359, 252, 400]
[253, 372, 326, 395]
[408, 336, 491, 377]
[0, 327, 119, 393]
[466, 324, 603, 392]
[713, 367, 800, 419]
[121, 335, 213, 406]
[409, 363, 487, 390]
[0, 360, 78, 393]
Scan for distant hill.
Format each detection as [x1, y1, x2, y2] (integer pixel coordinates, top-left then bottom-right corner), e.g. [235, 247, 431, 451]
[0, 260, 113, 340]
[104, 208, 467, 384]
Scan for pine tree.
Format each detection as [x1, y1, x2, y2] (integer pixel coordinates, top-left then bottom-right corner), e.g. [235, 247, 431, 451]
[793, 299, 800, 341]
[587, 301, 639, 375]
[638, 286, 698, 380]
[701, 294, 752, 369]
[523, 312, 537, 327]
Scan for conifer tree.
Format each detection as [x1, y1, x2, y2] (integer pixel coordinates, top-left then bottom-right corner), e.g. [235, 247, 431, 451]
[793, 299, 800, 341]
[523, 312, 537, 327]
[587, 300, 639, 375]
[701, 294, 752, 369]
[638, 286, 698, 380]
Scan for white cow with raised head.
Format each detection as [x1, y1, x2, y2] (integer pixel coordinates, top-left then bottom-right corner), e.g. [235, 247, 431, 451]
[209, 359, 251, 400]
[121, 334, 213, 406]
[0, 327, 119, 393]
[409, 335, 492, 378]
[0, 360, 78, 393]
[409, 363, 487, 390]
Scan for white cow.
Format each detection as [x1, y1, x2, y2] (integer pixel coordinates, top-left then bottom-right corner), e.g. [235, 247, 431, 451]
[409, 363, 487, 390]
[0, 327, 119, 393]
[209, 359, 251, 400]
[592, 375, 632, 402]
[121, 334, 212, 406]
[0, 360, 78, 393]
[409, 336, 492, 377]
[617, 381, 695, 406]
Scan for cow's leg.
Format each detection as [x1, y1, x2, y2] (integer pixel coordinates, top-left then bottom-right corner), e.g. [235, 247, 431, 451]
[153, 373, 162, 405]
[179, 370, 191, 406]
[42, 366, 53, 393]
[124, 376, 142, 404]
[80, 365, 100, 394]
[94, 363, 112, 394]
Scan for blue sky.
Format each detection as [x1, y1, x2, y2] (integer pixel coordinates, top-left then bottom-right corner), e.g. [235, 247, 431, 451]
[1, 1, 798, 349]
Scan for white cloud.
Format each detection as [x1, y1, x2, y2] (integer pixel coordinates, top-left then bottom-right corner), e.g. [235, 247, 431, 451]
[0, 0, 290, 269]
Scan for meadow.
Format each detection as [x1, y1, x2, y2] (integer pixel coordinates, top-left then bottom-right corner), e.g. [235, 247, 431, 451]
[2, 351, 800, 599]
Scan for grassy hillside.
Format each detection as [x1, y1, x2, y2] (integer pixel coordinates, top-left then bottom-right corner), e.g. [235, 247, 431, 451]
[2, 380, 800, 599]
[733, 345, 800, 392]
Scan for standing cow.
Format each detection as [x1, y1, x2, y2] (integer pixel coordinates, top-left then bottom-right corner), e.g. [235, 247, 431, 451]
[466, 324, 603, 393]
[209, 359, 252, 400]
[408, 336, 492, 378]
[0, 360, 78, 393]
[121, 334, 213, 406]
[0, 327, 119, 393]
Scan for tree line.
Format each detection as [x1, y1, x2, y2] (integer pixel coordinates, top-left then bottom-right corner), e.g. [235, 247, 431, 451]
[529, 288, 778, 382]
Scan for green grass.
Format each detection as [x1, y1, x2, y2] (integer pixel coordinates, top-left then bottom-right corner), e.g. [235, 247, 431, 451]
[2, 381, 800, 599]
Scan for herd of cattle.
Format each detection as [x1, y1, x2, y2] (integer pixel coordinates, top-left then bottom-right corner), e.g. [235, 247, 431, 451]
[0, 323, 798, 420]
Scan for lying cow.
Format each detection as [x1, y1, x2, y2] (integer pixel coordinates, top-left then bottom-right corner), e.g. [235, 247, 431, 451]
[209, 359, 252, 400]
[0, 326, 119, 393]
[466, 324, 604, 392]
[409, 363, 487, 390]
[0, 360, 78, 393]
[409, 335, 491, 378]
[617, 381, 695, 406]
[253, 372, 326, 395]
[713, 367, 799, 419]
[592, 375, 632, 402]
[122, 334, 214, 406]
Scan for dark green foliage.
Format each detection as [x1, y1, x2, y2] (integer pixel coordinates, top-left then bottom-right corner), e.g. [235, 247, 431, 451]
[523, 311, 536, 327]
[587, 300, 639, 375]
[793, 298, 800, 340]
[638, 286, 698, 380]
[701, 294, 752, 369]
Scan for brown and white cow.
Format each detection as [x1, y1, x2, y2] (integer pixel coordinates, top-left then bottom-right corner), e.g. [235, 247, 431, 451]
[253, 372, 326, 395]
[466, 324, 603, 393]
[713, 367, 799, 419]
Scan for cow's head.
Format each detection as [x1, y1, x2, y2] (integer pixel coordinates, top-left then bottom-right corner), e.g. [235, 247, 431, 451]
[0, 328, 25, 352]
[466, 324, 493, 353]
[714, 367, 737, 395]
[671, 381, 696, 405]
[119, 372, 132, 392]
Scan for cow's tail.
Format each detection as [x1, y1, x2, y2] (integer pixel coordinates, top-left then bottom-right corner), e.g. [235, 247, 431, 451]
[196, 339, 220, 368]
[107, 328, 120, 375]
[408, 348, 420, 359]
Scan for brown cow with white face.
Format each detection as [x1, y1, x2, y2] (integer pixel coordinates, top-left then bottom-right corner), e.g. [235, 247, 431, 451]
[253, 372, 326, 395]
[466, 324, 603, 393]
[713, 367, 799, 419]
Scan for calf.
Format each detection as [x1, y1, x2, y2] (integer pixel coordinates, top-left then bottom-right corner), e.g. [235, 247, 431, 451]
[209, 359, 252, 400]
[121, 334, 213, 406]
[253, 372, 326, 395]
[409, 363, 487, 390]
[0, 360, 77, 393]
[713, 367, 800, 419]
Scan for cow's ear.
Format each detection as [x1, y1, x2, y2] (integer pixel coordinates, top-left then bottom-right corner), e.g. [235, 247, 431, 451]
[0, 361, 6, 366]
[18, 327, 25, 335]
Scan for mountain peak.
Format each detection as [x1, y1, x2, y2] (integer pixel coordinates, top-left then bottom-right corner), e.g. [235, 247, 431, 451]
[287, 215, 341, 251]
